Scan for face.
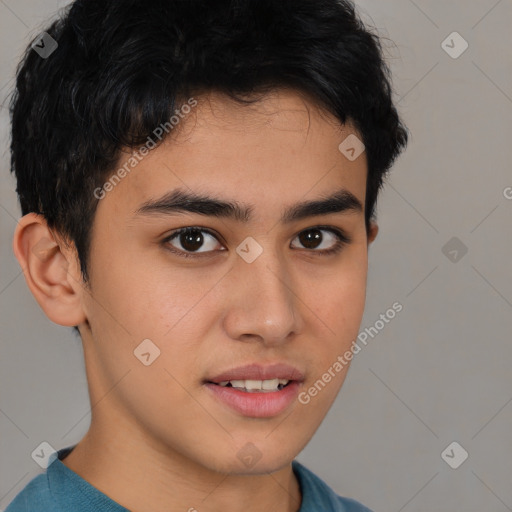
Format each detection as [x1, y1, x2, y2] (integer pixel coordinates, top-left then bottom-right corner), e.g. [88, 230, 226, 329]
[79, 88, 373, 474]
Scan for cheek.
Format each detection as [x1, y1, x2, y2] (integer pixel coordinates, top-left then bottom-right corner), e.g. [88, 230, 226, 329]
[303, 248, 368, 375]
[332, 274, 367, 338]
[81, 260, 205, 417]
[310, 249, 368, 330]
[82, 254, 220, 410]
[86, 244, 211, 338]
[295, 269, 367, 425]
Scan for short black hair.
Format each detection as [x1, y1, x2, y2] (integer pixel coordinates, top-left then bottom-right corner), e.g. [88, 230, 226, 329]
[10, 0, 408, 286]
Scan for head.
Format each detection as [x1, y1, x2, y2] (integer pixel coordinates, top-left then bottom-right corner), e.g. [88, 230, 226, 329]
[11, 0, 407, 474]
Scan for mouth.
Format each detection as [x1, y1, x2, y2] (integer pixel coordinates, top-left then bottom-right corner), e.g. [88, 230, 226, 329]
[214, 378, 292, 393]
[204, 363, 304, 418]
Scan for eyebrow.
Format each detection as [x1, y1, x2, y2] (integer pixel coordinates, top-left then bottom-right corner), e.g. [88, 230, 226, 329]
[134, 187, 363, 223]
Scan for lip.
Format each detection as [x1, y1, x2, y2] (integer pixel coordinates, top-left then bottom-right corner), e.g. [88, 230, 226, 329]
[207, 363, 305, 383]
[204, 363, 305, 418]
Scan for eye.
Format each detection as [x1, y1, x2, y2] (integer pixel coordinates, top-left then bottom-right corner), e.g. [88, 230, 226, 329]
[163, 227, 224, 258]
[290, 227, 350, 255]
[162, 225, 350, 259]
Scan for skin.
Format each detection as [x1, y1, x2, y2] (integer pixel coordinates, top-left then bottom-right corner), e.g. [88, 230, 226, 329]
[13, 88, 378, 512]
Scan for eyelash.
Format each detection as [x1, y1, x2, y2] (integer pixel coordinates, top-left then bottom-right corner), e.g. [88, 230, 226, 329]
[161, 225, 351, 259]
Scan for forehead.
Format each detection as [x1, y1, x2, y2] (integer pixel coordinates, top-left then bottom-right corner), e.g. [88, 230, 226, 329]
[97, 89, 367, 222]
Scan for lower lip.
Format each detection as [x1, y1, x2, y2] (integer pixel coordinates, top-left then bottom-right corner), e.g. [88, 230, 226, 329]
[204, 381, 301, 418]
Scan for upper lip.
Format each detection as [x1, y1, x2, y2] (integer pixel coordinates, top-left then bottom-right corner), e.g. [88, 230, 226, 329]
[207, 363, 305, 384]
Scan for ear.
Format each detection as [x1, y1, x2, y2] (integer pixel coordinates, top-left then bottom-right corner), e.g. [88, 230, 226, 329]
[367, 220, 379, 245]
[12, 213, 87, 327]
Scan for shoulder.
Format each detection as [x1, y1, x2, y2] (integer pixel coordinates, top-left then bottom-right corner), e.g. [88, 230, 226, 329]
[4, 471, 61, 512]
[292, 460, 374, 512]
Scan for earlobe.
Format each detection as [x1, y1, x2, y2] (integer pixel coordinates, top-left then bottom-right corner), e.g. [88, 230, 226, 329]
[12, 213, 87, 327]
[367, 221, 379, 244]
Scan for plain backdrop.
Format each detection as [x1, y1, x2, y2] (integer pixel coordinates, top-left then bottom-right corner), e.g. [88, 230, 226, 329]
[1, 1, 511, 511]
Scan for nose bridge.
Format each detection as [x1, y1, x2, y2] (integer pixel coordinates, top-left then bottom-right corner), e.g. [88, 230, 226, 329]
[225, 240, 301, 343]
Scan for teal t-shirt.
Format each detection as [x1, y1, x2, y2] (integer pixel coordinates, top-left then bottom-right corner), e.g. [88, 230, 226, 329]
[5, 446, 373, 512]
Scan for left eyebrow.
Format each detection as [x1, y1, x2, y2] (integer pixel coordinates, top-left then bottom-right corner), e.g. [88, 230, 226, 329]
[133, 187, 363, 223]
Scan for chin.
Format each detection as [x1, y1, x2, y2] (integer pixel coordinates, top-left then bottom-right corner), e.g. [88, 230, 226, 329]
[197, 443, 299, 476]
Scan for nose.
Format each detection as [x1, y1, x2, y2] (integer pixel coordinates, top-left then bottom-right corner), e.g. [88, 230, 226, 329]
[222, 247, 303, 345]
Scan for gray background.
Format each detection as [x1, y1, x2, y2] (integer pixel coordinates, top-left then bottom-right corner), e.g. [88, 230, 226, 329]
[1, 1, 511, 511]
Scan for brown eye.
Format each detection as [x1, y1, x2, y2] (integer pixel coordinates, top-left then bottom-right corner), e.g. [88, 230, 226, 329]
[291, 227, 350, 254]
[165, 227, 223, 256]
[297, 229, 323, 249]
[179, 229, 204, 252]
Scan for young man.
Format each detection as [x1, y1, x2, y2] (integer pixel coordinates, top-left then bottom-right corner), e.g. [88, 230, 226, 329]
[6, 0, 407, 510]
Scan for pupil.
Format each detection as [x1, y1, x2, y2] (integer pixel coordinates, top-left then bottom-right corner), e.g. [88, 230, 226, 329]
[299, 229, 322, 249]
[181, 230, 203, 251]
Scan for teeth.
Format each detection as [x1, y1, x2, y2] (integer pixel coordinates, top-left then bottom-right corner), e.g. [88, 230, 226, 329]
[245, 379, 262, 390]
[262, 378, 279, 390]
[217, 379, 290, 392]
